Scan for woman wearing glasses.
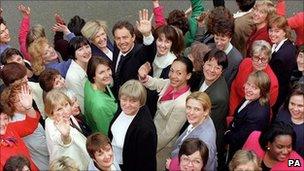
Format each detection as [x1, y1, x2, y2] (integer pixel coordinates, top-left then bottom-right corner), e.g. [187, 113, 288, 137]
[228, 40, 279, 124]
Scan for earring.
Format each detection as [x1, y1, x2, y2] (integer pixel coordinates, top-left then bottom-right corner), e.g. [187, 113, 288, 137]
[267, 147, 270, 151]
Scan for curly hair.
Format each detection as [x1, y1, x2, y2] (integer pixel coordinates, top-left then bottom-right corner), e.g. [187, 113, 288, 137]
[206, 6, 234, 34]
[0, 81, 28, 115]
[167, 10, 189, 35]
[28, 37, 48, 75]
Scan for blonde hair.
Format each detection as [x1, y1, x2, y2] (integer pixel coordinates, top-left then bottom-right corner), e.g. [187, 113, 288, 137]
[251, 40, 272, 60]
[44, 89, 71, 117]
[81, 20, 108, 41]
[229, 150, 261, 171]
[49, 156, 79, 171]
[186, 91, 212, 116]
[254, 1, 276, 22]
[28, 37, 48, 75]
[26, 24, 46, 48]
[118, 80, 147, 106]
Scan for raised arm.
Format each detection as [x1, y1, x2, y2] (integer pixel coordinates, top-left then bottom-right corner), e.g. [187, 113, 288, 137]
[184, 0, 204, 47]
[52, 17, 75, 42]
[152, 0, 166, 28]
[10, 84, 40, 137]
[18, 4, 31, 61]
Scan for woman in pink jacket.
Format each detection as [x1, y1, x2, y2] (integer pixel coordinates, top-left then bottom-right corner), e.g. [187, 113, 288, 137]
[243, 121, 304, 171]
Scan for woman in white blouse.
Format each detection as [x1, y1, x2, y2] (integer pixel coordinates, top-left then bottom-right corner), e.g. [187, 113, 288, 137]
[44, 89, 90, 170]
[65, 36, 92, 113]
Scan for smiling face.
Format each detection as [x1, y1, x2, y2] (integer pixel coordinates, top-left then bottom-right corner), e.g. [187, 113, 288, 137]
[92, 28, 108, 50]
[297, 52, 304, 72]
[52, 100, 72, 122]
[180, 151, 204, 171]
[244, 78, 261, 101]
[52, 75, 66, 89]
[252, 51, 269, 71]
[114, 27, 135, 54]
[75, 44, 92, 63]
[94, 144, 114, 170]
[288, 94, 304, 122]
[0, 113, 9, 135]
[186, 98, 209, 127]
[42, 44, 58, 63]
[203, 58, 223, 85]
[169, 61, 191, 90]
[94, 63, 113, 87]
[267, 135, 293, 162]
[0, 23, 11, 44]
[214, 34, 231, 51]
[252, 7, 267, 26]
[156, 33, 173, 56]
[269, 25, 286, 45]
[120, 95, 141, 116]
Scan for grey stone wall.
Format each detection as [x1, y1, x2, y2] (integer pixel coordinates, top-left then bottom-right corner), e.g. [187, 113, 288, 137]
[1, 0, 303, 48]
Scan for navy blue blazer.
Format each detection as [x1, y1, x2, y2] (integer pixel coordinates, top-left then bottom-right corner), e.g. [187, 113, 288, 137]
[269, 39, 297, 114]
[224, 99, 270, 156]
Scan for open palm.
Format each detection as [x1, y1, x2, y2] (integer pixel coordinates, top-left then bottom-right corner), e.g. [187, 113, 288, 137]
[136, 9, 153, 36]
[19, 84, 33, 110]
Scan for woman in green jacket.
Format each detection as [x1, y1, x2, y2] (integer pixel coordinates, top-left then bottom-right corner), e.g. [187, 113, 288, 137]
[84, 56, 117, 135]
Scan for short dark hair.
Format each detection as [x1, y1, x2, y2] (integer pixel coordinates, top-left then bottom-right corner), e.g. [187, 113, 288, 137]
[283, 83, 304, 110]
[87, 56, 111, 83]
[178, 138, 209, 168]
[0, 48, 24, 65]
[297, 44, 304, 55]
[0, 16, 5, 25]
[0, 62, 27, 86]
[3, 155, 31, 171]
[112, 20, 135, 37]
[68, 36, 90, 60]
[39, 68, 61, 92]
[167, 10, 189, 35]
[203, 48, 228, 70]
[68, 15, 86, 36]
[86, 132, 112, 159]
[236, 0, 256, 12]
[213, 18, 235, 38]
[156, 25, 184, 55]
[259, 121, 296, 151]
[174, 56, 194, 75]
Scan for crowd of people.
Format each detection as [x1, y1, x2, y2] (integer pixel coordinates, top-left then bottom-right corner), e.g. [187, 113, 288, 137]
[0, 0, 303, 170]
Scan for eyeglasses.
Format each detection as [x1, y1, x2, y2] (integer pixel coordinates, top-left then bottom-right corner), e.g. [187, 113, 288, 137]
[252, 56, 268, 63]
[180, 155, 202, 166]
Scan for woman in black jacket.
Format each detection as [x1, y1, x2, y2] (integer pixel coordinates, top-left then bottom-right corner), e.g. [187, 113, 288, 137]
[224, 71, 271, 161]
[108, 80, 157, 171]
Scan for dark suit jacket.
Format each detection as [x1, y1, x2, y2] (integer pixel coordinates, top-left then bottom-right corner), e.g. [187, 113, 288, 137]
[108, 106, 157, 171]
[224, 99, 270, 158]
[269, 39, 297, 114]
[91, 38, 114, 62]
[112, 43, 154, 97]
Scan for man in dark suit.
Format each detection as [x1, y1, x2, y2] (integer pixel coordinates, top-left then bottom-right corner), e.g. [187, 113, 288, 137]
[111, 11, 154, 97]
